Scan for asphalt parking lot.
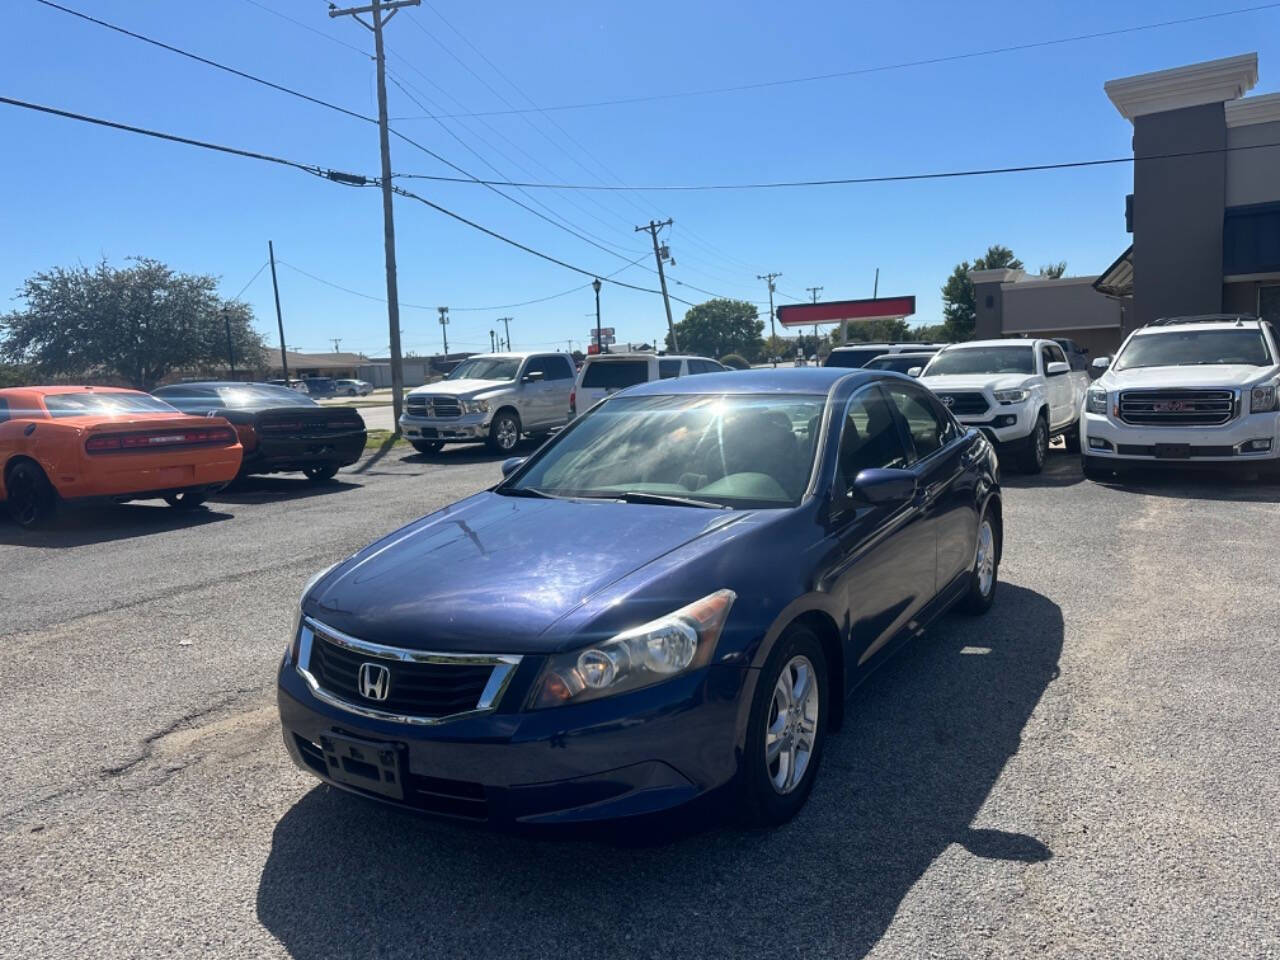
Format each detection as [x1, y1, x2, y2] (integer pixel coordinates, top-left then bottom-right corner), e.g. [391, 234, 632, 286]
[2, 446, 1278, 959]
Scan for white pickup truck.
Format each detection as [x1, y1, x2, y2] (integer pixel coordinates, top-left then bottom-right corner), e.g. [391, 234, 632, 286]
[917, 338, 1090, 473]
[1081, 315, 1280, 478]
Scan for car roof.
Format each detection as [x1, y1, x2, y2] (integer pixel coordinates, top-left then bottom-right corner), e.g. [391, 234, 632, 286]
[940, 339, 1039, 350]
[583, 352, 713, 361]
[155, 381, 283, 389]
[624, 367, 869, 396]
[870, 352, 935, 359]
[1137, 316, 1263, 333]
[0, 385, 147, 397]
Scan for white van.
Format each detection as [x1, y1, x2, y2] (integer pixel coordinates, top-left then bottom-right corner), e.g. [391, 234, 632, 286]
[571, 353, 728, 418]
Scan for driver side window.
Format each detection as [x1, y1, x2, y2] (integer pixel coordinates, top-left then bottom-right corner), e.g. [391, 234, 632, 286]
[836, 387, 910, 492]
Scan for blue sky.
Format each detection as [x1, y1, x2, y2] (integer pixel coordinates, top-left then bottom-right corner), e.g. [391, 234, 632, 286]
[2, 0, 1278, 357]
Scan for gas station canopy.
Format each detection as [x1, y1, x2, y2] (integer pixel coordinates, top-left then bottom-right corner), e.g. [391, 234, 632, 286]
[776, 296, 915, 328]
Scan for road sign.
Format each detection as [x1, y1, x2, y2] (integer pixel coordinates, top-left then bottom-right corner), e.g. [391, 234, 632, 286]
[588, 327, 615, 338]
[590, 333, 616, 345]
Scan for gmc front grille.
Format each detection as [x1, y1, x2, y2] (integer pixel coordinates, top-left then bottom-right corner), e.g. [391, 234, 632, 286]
[1117, 389, 1236, 426]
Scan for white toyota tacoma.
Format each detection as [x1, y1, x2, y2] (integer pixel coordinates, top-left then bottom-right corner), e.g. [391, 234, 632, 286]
[917, 338, 1089, 473]
[1081, 316, 1280, 479]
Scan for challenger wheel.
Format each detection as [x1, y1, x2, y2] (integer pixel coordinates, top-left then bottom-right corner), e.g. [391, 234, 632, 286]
[742, 626, 828, 827]
[959, 509, 999, 614]
[5, 461, 57, 528]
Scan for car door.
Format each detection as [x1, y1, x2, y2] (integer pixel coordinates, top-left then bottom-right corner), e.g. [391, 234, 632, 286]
[520, 357, 558, 428]
[540, 354, 576, 425]
[826, 383, 937, 678]
[882, 380, 979, 595]
[1040, 343, 1073, 429]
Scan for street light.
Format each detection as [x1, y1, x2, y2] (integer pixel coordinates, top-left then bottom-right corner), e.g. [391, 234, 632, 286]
[592, 277, 603, 355]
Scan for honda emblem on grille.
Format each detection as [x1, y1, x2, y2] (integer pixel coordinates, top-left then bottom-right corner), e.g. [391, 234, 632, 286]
[941, 395, 954, 408]
[357, 662, 391, 701]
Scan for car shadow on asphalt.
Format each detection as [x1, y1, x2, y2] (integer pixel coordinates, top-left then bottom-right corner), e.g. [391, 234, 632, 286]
[1000, 451, 1085, 489]
[256, 584, 1062, 960]
[400, 437, 549, 467]
[1086, 468, 1280, 503]
[207, 476, 361, 505]
[0, 502, 232, 548]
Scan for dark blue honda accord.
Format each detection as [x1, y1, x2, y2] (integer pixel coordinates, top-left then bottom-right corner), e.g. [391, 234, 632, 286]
[277, 367, 1001, 827]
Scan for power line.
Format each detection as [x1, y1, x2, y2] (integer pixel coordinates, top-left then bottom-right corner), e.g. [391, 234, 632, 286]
[230, 261, 270, 300]
[390, 2, 1280, 118]
[238, 0, 371, 58]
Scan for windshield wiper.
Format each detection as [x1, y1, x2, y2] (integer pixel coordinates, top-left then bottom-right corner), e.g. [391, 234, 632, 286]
[499, 487, 557, 499]
[615, 491, 728, 509]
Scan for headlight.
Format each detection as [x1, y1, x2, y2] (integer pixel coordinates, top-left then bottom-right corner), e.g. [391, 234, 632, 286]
[993, 389, 1029, 404]
[1250, 383, 1278, 413]
[1086, 388, 1108, 415]
[286, 563, 337, 664]
[463, 398, 490, 414]
[529, 589, 736, 709]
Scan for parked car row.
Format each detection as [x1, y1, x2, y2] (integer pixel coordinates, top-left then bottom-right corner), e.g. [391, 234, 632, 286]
[398, 350, 730, 454]
[0, 381, 367, 527]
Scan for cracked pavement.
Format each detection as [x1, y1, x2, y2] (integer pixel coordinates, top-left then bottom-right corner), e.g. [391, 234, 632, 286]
[1, 449, 1278, 959]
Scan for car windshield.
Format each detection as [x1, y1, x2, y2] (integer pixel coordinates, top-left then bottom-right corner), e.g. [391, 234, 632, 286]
[1113, 329, 1273, 370]
[505, 393, 827, 508]
[447, 357, 520, 381]
[43, 392, 179, 418]
[924, 346, 1035, 375]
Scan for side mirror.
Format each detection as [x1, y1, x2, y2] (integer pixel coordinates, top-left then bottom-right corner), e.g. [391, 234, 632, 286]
[500, 456, 526, 478]
[521, 370, 545, 384]
[1091, 356, 1112, 371]
[907, 366, 923, 378]
[1046, 361, 1070, 376]
[852, 467, 916, 506]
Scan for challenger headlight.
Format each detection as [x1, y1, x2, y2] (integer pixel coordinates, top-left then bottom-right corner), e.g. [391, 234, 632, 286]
[993, 389, 1029, 404]
[463, 398, 490, 414]
[286, 563, 337, 664]
[1249, 383, 1278, 413]
[530, 590, 736, 708]
[1086, 387, 1108, 415]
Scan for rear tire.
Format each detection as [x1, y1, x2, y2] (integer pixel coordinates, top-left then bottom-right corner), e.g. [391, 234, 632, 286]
[1062, 421, 1081, 454]
[741, 626, 828, 827]
[163, 491, 207, 510]
[5, 460, 57, 528]
[411, 440, 443, 454]
[959, 508, 999, 615]
[303, 464, 340, 483]
[1016, 416, 1049, 474]
[487, 410, 521, 453]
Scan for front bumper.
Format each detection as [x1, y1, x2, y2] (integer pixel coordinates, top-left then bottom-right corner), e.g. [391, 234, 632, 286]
[954, 404, 1036, 444]
[277, 658, 751, 826]
[242, 431, 365, 474]
[1080, 411, 1280, 463]
[399, 413, 491, 442]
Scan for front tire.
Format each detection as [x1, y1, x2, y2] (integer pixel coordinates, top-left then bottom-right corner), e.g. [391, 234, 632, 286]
[487, 410, 521, 453]
[303, 464, 340, 483]
[959, 509, 999, 614]
[1016, 415, 1049, 474]
[5, 461, 57, 528]
[742, 626, 828, 827]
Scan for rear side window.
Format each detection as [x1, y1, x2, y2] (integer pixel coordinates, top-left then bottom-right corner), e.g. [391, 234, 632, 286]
[582, 360, 649, 389]
[658, 359, 681, 379]
[527, 356, 574, 381]
[687, 359, 719, 375]
[825, 349, 881, 369]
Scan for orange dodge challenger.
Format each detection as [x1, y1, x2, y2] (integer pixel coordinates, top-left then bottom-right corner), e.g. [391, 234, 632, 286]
[0, 386, 243, 527]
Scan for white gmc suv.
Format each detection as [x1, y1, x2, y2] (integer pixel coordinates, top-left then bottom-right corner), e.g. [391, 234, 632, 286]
[918, 339, 1089, 473]
[1081, 316, 1280, 478]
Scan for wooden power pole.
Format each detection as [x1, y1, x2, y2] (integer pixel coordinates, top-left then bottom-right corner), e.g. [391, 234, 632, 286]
[636, 219, 677, 352]
[329, 0, 419, 430]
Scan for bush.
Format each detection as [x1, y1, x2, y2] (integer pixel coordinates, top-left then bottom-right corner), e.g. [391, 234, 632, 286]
[719, 353, 749, 370]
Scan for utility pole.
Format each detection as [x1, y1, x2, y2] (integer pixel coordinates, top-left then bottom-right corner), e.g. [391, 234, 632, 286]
[805, 286, 823, 354]
[498, 316, 512, 351]
[758, 272, 782, 367]
[635, 219, 677, 351]
[330, 338, 342, 353]
[329, 0, 419, 430]
[437, 306, 449, 358]
[267, 240, 288, 382]
[873, 267, 879, 298]
[489, 329, 496, 352]
[223, 308, 236, 379]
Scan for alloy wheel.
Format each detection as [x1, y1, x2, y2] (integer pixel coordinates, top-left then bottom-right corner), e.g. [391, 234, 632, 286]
[766, 655, 820, 794]
[1034, 421, 1047, 468]
[976, 519, 996, 597]
[496, 418, 519, 451]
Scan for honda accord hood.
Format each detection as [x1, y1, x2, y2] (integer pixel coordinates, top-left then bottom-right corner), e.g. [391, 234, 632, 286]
[305, 492, 747, 652]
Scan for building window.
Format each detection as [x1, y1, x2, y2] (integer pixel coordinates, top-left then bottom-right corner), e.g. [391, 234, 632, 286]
[985, 295, 994, 309]
[1260, 285, 1280, 325]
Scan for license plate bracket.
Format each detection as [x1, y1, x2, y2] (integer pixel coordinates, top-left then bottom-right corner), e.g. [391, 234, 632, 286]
[320, 732, 404, 800]
[420, 427, 438, 438]
[1154, 443, 1191, 460]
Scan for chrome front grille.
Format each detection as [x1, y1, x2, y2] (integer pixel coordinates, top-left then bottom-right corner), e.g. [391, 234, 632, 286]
[297, 618, 521, 724]
[1117, 389, 1236, 426]
[406, 396, 463, 419]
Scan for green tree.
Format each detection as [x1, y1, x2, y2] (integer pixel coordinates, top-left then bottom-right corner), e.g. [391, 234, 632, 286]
[1038, 261, 1067, 279]
[1, 258, 267, 389]
[941, 244, 1025, 342]
[666, 298, 764, 361]
[844, 317, 911, 343]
